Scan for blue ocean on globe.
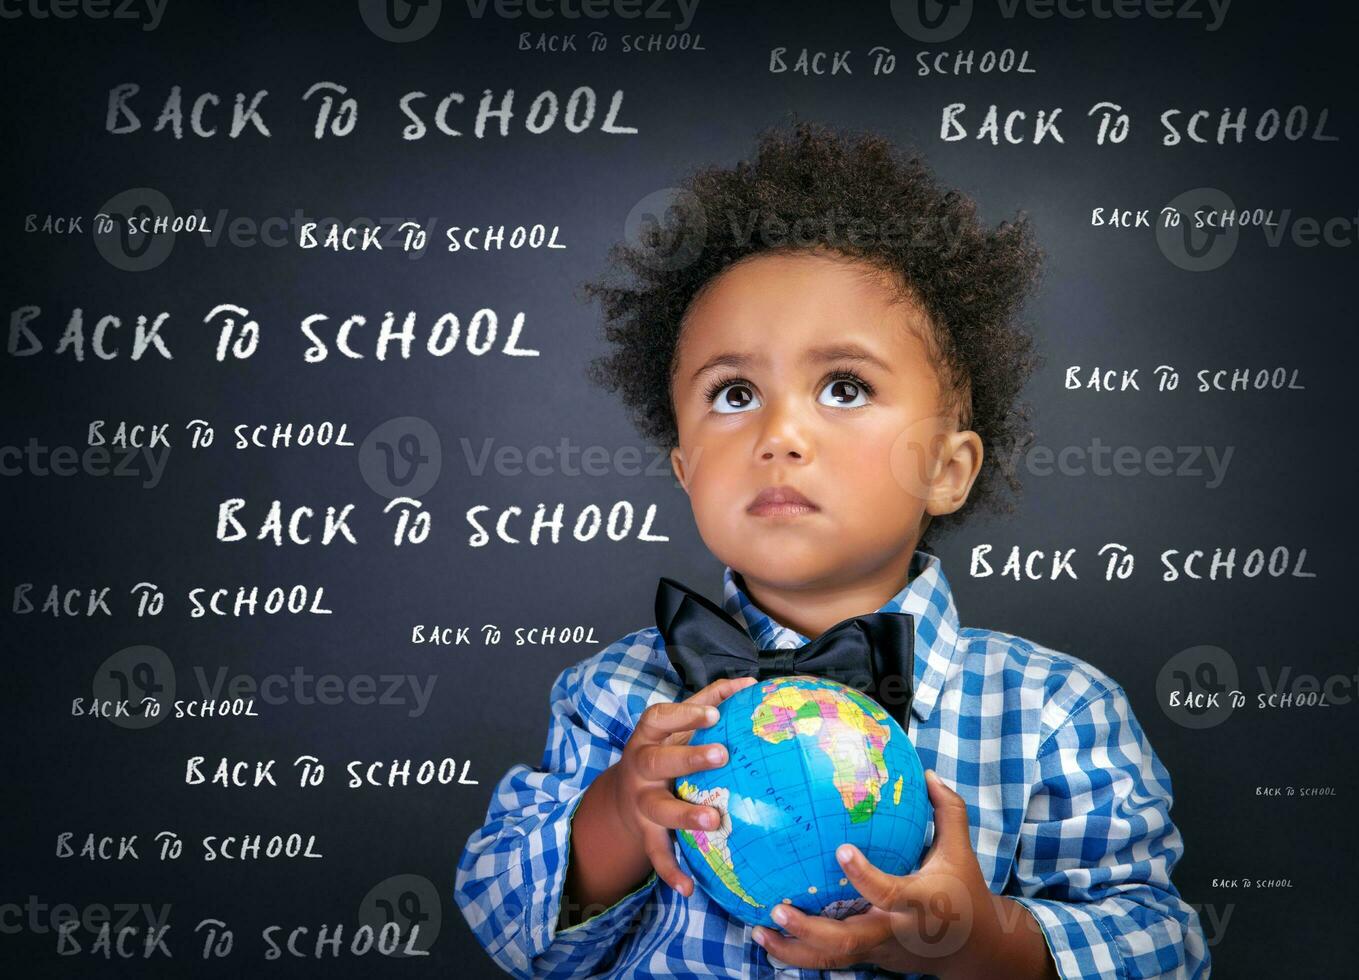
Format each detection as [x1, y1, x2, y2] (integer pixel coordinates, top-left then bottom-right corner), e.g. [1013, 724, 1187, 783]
[675, 674, 929, 930]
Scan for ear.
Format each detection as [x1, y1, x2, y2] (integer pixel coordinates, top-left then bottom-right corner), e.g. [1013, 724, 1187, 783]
[926, 429, 983, 517]
[670, 446, 690, 493]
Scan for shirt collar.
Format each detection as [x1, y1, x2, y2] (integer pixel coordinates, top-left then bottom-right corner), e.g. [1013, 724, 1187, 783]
[719, 549, 962, 724]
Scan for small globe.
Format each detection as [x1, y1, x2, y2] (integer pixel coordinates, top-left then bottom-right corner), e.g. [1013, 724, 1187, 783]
[675, 675, 929, 929]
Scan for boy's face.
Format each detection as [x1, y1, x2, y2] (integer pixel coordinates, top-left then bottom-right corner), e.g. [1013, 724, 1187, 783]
[669, 251, 982, 592]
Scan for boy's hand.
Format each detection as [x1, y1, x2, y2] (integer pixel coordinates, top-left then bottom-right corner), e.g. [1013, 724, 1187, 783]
[609, 675, 759, 897]
[751, 770, 1051, 979]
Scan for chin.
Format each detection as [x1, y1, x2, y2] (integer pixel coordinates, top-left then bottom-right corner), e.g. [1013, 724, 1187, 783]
[732, 545, 840, 588]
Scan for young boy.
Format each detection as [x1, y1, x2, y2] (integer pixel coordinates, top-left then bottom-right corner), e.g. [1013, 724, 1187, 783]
[455, 124, 1210, 979]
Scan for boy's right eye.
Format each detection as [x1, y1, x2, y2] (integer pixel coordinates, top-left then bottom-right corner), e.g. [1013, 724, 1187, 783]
[710, 382, 762, 414]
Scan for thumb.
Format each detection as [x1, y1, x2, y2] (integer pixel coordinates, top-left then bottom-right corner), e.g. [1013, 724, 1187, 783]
[923, 769, 972, 856]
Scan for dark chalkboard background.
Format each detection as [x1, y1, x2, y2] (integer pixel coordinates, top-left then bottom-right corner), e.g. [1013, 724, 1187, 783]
[2, 1, 1355, 976]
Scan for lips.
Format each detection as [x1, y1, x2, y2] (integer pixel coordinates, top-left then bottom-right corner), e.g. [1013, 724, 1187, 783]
[747, 485, 819, 517]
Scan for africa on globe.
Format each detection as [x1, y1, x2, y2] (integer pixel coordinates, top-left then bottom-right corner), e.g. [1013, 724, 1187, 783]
[675, 675, 929, 929]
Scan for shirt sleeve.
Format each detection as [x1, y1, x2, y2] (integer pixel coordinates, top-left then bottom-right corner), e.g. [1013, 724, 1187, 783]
[454, 656, 660, 978]
[1005, 683, 1212, 979]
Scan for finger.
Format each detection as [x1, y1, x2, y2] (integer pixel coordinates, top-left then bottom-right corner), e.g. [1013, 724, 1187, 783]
[766, 902, 894, 958]
[751, 923, 849, 971]
[635, 701, 720, 743]
[922, 769, 972, 856]
[836, 844, 914, 912]
[635, 741, 728, 781]
[683, 675, 760, 709]
[643, 830, 694, 897]
[661, 678, 757, 747]
[636, 785, 722, 832]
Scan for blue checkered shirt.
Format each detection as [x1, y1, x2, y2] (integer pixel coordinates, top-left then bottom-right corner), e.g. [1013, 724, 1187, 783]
[455, 549, 1210, 978]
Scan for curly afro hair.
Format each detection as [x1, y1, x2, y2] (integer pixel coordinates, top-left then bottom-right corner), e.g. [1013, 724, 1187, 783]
[584, 122, 1043, 539]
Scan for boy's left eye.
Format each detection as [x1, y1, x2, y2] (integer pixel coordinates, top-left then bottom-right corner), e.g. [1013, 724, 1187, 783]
[817, 376, 871, 408]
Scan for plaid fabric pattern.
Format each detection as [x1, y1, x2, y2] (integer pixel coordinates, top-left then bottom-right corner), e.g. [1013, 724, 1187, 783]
[455, 550, 1211, 979]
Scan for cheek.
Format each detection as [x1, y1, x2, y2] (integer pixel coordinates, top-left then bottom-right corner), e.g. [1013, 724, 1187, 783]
[685, 439, 743, 505]
[833, 435, 899, 502]
[830, 417, 939, 512]
[680, 434, 751, 530]
[880, 417, 947, 502]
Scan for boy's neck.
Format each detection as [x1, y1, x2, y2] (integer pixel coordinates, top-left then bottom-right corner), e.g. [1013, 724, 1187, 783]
[735, 553, 917, 642]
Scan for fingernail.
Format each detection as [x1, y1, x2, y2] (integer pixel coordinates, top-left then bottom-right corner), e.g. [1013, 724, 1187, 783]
[771, 905, 788, 925]
[702, 810, 718, 829]
[704, 706, 719, 723]
[751, 927, 766, 945]
[706, 746, 725, 764]
[837, 845, 854, 865]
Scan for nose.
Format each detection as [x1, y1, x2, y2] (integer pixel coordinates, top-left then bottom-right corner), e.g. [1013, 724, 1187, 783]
[755, 397, 813, 464]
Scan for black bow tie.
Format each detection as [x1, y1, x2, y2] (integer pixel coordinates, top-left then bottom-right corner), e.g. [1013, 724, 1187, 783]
[655, 576, 916, 728]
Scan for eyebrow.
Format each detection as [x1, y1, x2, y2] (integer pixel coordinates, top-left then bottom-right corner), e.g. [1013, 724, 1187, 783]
[687, 343, 893, 386]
